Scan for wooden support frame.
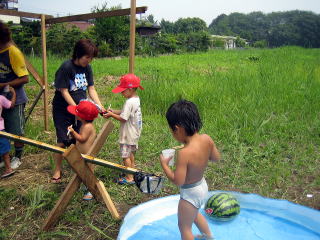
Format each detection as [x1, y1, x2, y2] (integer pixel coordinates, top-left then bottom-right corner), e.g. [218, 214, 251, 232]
[42, 120, 120, 231]
[129, 0, 137, 73]
[1, 3, 147, 130]
[41, 14, 49, 130]
[45, 6, 147, 24]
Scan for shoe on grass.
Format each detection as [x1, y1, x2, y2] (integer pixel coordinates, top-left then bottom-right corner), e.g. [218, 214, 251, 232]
[10, 157, 22, 169]
[83, 192, 93, 201]
[117, 177, 135, 185]
[1, 170, 15, 178]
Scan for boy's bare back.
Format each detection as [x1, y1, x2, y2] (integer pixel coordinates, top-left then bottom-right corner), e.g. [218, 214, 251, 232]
[178, 134, 220, 185]
[76, 123, 96, 154]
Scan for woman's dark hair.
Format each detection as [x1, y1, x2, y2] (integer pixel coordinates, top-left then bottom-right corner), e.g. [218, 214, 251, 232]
[72, 39, 98, 60]
[0, 21, 12, 45]
[166, 99, 202, 136]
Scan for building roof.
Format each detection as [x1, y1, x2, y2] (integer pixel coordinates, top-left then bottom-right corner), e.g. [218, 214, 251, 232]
[66, 21, 94, 31]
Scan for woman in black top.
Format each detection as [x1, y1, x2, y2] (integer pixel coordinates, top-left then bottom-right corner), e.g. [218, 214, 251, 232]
[52, 39, 105, 183]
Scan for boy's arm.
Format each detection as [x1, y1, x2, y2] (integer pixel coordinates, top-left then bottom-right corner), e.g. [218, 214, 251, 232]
[0, 76, 29, 89]
[69, 124, 92, 143]
[209, 138, 220, 162]
[9, 87, 16, 107]
[109, 109, 121, 115]
[160, 150, 188, 186]
[103, 111, 126, 122]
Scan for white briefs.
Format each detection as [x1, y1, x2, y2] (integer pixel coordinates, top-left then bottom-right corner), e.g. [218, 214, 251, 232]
[180, 178, 208, 209]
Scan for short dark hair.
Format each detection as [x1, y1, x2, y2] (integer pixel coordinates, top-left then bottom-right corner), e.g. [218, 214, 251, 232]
[166, 99, 202, 136]
[72, 39, 98, 60]
[0, 21, 12, 45]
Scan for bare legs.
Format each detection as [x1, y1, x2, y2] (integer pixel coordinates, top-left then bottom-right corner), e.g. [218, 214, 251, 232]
[178, 199, 212, 240]
[122, 152, 135, 182]
[52, 142, 65, 182]
[2, 152, 14, 176]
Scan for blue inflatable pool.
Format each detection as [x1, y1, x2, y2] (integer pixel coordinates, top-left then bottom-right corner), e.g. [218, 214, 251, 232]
[118, 191, 320, 240]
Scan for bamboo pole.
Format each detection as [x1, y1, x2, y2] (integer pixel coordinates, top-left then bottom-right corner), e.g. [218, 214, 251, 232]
[129, 0, 137, 73]
[0, 131, 138, 174]
[41, 14, 49, 131]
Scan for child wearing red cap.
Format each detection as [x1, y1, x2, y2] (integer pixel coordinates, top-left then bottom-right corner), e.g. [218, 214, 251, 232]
[67, 100, 98, 156]
[103, 73, 143, 185]
[67, 100, 99, 200]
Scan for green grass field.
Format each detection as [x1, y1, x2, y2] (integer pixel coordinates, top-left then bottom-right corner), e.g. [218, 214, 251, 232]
[0, 46, 319, 239]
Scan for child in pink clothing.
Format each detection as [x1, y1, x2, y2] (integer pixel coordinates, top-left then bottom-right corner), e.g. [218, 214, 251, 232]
[0, 86, 16, 178]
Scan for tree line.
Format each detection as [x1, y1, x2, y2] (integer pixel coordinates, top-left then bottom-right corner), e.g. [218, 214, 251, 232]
[209, 10, 320, 48]
[7, 6, 320, 57]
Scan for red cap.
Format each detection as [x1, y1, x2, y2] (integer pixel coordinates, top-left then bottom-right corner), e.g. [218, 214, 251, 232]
[112, 73, 144, 93]
[67, 100, 99, 121]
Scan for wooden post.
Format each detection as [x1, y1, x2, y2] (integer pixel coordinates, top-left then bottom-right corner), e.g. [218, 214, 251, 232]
[41, 14, 49, 131]
[129, 0, 137, 73]
[42, 121, 118, 230]
[63, 145, 120, 219]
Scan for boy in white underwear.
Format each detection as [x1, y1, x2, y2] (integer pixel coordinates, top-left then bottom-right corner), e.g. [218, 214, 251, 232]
[160, 100, 220, 240]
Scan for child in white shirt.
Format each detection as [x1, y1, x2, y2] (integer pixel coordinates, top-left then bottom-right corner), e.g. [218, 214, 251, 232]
[103, 74, 143, 184]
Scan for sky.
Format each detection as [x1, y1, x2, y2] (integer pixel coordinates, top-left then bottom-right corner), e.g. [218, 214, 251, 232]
[19, 0, 320, 25]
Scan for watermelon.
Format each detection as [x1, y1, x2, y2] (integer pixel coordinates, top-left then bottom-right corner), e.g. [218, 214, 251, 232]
[205, 192, 240, 221]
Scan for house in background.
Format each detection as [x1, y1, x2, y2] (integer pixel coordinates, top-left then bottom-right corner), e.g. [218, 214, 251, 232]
[0, 0, 20, 24]
[211, 35, 248, 49]
[65, 21, 94, 31]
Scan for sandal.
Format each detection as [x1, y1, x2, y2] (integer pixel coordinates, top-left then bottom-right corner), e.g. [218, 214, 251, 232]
[83, 192, 93, 201]
[1, 170, 15, 178]
[117, 177, 135, 185]
[51, 176, 61, 183]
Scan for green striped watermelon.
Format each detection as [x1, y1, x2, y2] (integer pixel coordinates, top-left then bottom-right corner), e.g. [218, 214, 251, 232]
[205, 193, 240, 221]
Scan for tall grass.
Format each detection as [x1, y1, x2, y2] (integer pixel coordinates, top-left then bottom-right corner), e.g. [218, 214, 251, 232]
[27, 46, 320, 200]
[1, 47, 319, 239]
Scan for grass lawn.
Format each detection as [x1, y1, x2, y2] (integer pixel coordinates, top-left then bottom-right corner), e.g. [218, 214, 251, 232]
[0, 46, 319, 239]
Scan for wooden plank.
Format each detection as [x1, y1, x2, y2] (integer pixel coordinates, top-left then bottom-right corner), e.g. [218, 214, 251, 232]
[46, 6, 147, 24]
[87, 121, 114, 157]
[25, 88, 44, 123]
[42, 121, 114, 231]
[0, 131, 139, 174]
[0, 9, 53, 19]
[41, 15, 49, 131]
[63, 145, 102, 201]
[96, 181, 120, 219]
[12, 42, 43, 86]
[25, 60, 44, 86]
[42, 174, 81, 231]
[64, 146, 120, 221]
[129, 0, 137, 73]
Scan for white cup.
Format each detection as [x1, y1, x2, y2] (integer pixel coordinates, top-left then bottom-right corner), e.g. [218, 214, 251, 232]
[162, 149, 175, 166]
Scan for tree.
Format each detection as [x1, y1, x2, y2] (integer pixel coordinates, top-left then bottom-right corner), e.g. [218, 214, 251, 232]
[174, 17, 208, 34]
[209, 10, 320, 48]
[92, 3, 130, 56]
[160, 19, 175, 34]
[46, 23, 84, 56]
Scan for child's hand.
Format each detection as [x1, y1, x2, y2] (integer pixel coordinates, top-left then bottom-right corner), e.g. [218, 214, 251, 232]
[103, 111, 113, 119]
[67, 125, 74, 135]
[160, 154, 173, 165]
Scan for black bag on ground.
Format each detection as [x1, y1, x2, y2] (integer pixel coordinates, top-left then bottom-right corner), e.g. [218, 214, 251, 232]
[134, 172, 165, 194]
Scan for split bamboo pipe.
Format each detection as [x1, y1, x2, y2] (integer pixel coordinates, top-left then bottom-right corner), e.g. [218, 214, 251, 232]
[0, 131, 138, 174]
